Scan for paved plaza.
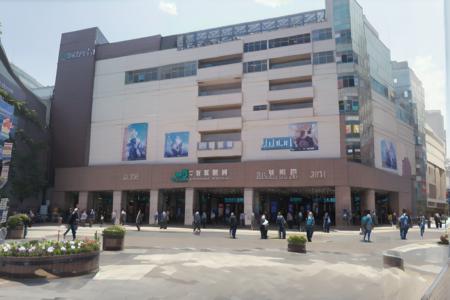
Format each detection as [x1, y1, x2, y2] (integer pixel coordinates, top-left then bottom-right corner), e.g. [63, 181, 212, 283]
[0, 225, 448, 300]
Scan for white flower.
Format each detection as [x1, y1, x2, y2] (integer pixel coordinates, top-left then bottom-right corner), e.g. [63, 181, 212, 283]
[47, 246, 54, 253]
[69, 241, 75, 245]
[71, 245, 75, 250]
[18, 246, 26, 252]
[28, 246, 35, 253]
[61, 247, 66, 252]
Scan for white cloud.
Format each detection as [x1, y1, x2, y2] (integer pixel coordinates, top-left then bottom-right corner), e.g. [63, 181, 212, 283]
[411, 55, 446, 116]
[159, 1, 178, 16]
[253, 0, 290, 8]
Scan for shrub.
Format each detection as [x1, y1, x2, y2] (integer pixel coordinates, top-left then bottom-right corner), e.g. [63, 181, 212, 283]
[103, 225, 126, 237]
[287, 235, 307, 245]
[7, 215, 23, 229]
[16, 214, 30, 224]
[0, 239, 100, 257]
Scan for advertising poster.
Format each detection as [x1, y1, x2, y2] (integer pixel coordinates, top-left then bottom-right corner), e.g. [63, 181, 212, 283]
[381, 139, 397, 170]
[289, 122, 319, 151]
[0, 98, 14, 189]
[122, 123, 148, 161]
[164, 131, 189, 158]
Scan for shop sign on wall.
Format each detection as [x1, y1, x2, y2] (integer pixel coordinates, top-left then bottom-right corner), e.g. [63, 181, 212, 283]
[122, 173, 140, 181]
[256, 168, 299, 180]
[172, 168, 230, 183]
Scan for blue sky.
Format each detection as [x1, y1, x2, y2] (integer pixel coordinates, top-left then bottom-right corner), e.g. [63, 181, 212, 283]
[0, 0, 446, 118]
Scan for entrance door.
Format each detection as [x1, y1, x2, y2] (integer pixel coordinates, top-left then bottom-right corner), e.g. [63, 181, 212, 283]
[126, 191, 149, 223]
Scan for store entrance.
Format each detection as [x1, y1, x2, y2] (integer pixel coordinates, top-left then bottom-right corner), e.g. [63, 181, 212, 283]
[195, 189, 244, 226]
[257, 187, 335, 226]
[125, 191, 149, 223]
[159, 189, 185, 224]
[91, 192, 113, 222]
[375, 192, 392, 225]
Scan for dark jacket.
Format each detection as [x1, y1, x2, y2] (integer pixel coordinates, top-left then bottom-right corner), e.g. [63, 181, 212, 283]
[276, 215, 287, 229]
[230, 215, 237, 228]
[68, 212, 79, 225]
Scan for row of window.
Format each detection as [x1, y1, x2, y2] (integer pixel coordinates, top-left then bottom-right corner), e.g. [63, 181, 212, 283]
[243, 27, 332, 53]
[125, 61, 197, 84]
[339, 99, 359, 114]
[371, 77, 389, 98]
[244, 51, 334, 74]
[338, 75, 358, 89]
[251, 99, 313, 112]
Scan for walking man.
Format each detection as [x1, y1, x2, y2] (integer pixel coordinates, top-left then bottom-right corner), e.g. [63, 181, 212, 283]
[305, 211, 315, 242]
[323, 212, 331, 233]
[120, 209, 126, 225]
[193, 211, 201, 234]
[361, 211, 373, 242]
[399, 209, 410, 240]
[260, 214, 269, 239]
[63, 208, 79, 240]
[239, 212, 245, 227]
[276, 212, 287, 239]
[160, 211, 168, 229]
[229, 212, 238, 239]
[419, 215, 426, 239]
[136, 209, 143, 231]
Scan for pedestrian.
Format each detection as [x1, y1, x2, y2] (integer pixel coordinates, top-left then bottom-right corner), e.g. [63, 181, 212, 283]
[260, 214, 269, 239]
[434, 213, 441, 229]
[201, 211, 207, 229]
[399, 209, 410, 240]
[28, 209, 35, 226]
[63, 208, 79, 240]
[361, 211, 373, 242]
[154, 211, 159, 225]
[100, 213, 104, 227]
[88, 209, 96, 227]
[323, 212, 331, 233]
[371, 211, 378, 226]
[80, 210, 88, 227]
[287, 211, 293, 229]
[229, 212, 237, 239]
[111, 210, 117, 225]
[136, 209, 143, 231]
[276, 212, 287, 239]
[298, 211, 303, 232]
[166, 210, 170, 225]
[23, 212, 31, 238]
[160, 211, 168, 229]
[419, 215, 426, 238]
[120, 209, 126, 225]
[305, 211, 315, 242]
[250, 212, 256, 230]
[210, 210, 216, 225]
[193, 211, 201, 234]
[239, 212, 245, 227]
[388, 213, 393, 227]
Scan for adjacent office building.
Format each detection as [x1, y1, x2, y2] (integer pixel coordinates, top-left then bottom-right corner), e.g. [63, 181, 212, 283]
[424, 111, 447, 213]
[52, 0, 415, 226]
[392, 61, 427, 216]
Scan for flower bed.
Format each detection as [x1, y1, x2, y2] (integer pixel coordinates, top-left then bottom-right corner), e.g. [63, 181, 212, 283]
[0, 239, 100, 278]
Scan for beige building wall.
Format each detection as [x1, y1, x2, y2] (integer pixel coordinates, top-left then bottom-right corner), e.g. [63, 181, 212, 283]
[425, 124, 447, 209]
[89, 22, 340, 166]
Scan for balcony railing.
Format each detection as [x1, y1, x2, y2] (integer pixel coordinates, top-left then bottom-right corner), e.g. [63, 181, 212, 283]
[198, 141, 235, 151]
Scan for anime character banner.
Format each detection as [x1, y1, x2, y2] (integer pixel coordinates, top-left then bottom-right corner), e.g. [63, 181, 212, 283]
[289, 122, 319, 151]
[164, 131, 189, 158]
[381, 139, 397, 170]
[122, 123, 148, 161]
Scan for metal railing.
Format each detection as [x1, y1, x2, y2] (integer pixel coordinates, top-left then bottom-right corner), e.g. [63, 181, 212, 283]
[197, 141, 235, 151]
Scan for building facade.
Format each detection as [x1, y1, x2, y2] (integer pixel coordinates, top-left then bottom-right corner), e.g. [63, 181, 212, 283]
[425, 111, 447, 214]
[392, 61, 426, 216]
[0, 42, 48, 212]
[52, 0, 414, 226]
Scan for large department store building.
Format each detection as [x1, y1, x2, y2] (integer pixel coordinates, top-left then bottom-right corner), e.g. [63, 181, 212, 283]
[52, 0, 416, 226]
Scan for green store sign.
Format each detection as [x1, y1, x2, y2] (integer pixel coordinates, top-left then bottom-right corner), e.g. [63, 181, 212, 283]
[172, 169, 189, 183]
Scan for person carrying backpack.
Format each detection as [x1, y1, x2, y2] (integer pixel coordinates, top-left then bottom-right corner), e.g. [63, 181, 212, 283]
[361, 211, 373, 242]
[276, 212, 287, 239]
[399, 209, 410, 240]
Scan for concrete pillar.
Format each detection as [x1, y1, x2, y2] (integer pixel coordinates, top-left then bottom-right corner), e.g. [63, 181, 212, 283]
[184, 188, 194, 226]
[361, 189, 376, 213]
[149, 189, 159, 225]
[112, 191, 123, 225]
[244, 188, 254, 226]
[335, 186, 351, 226]
[77, 192, 89, 212]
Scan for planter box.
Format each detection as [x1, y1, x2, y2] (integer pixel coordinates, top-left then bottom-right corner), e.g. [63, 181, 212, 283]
[102, 235, 124, 251]
[287, 243, 306, 253]
[0, 251, 99, 278]
[6, 227, 24, 240]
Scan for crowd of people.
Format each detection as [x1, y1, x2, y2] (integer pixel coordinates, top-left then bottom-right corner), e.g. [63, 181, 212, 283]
[54, 206, 447, 243]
